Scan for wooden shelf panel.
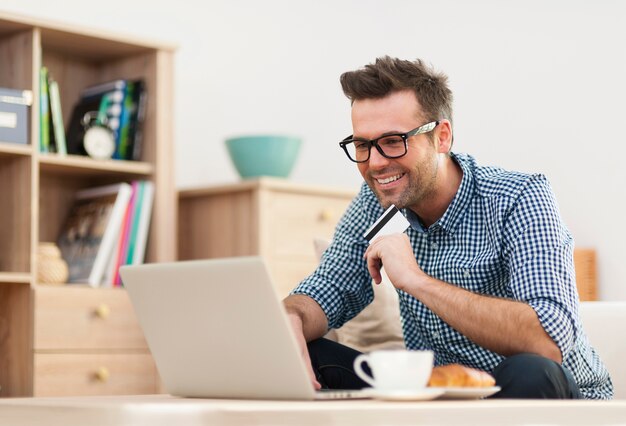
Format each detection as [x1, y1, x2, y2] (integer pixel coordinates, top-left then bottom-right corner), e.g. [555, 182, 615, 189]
[38, 154, 153, 177]
[0, 272, 31, 284]
[0, 143, 32, 158]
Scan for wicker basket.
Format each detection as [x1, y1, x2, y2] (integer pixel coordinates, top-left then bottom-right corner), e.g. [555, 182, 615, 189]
[37, 242, 68, 285]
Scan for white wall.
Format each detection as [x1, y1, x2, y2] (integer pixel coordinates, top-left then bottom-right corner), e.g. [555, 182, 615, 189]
[2, 0, 624, 299]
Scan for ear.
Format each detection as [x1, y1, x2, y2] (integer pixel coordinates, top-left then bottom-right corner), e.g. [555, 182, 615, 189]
[435, 120, 453, 153]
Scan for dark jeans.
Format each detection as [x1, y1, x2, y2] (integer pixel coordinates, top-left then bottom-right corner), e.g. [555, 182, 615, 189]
[307, 338, 582, 399]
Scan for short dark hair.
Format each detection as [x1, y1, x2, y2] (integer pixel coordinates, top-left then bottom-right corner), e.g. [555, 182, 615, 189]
[340, 56, 453, 126]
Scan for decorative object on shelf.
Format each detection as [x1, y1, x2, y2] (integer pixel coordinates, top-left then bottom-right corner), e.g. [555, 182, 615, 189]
[82, 111, 116, 160]
[225, 135, 301, 179]
[37, 242, 69, 285]
[0, 87, 32, 145]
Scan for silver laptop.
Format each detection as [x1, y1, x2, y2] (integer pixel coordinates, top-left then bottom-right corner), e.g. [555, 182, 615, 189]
[120, 257, 367, 400]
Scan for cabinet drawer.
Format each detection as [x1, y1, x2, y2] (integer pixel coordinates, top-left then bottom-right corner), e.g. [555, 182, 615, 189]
[268, 258, 319, 299]
[34, 286, 148, 350]
[33, 352, 158, 396]
[265, 192, 352, 260]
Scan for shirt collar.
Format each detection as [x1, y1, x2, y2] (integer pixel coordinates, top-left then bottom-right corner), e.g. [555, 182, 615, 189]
[405, 152, 474, 235]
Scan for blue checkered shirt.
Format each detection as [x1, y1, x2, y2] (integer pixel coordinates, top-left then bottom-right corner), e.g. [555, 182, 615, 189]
[292, 153, 612, 399]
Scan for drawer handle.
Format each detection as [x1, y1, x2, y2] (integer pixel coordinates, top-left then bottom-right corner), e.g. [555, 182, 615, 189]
[94, 304, 111, 319]
[95, 366, 110, 383]
[319, 209, 334, 222]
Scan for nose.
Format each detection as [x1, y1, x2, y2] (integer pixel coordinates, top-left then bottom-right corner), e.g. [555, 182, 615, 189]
[367, 146, 391, 170]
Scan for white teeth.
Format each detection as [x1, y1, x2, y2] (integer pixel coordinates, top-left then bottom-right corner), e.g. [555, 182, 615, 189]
[377, 174, 403, 184]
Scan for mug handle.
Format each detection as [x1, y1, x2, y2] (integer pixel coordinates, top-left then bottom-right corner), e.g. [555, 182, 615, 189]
[353, 354, 376, 387]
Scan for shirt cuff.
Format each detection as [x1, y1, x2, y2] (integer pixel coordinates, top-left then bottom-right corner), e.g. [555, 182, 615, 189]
[528, 298, 576, 359]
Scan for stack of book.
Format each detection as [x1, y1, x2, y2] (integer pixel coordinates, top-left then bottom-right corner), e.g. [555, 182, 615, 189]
[66, 78, 147, 161]
[56, 181, 155, 287]
[39, 67, 67, 155]
[39, 70, 147, 161]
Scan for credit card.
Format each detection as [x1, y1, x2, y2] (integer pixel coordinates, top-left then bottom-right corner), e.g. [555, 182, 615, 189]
[363, 204, 410, 244]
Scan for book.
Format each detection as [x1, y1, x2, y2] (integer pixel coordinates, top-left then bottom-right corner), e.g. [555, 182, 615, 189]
[113, 181, 141, 286]
[131, 180, 154, 264]
[98, 87, 125, 151]
[57, 183, 132, 287]
[115, 81, 134, 160]
[102, 180, 154, 286]
[101, 183, 136, 287]
[48, 79, 67, 155]
[81, 79, 126, 99]
[126, 80, 147, 160]
[39, 67, 50, 153]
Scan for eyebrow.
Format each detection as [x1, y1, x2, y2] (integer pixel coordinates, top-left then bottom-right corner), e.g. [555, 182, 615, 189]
[352, 130, 404, 140]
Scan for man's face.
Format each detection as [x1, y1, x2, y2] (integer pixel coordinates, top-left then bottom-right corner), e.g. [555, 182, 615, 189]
[352, 90, 441, 211]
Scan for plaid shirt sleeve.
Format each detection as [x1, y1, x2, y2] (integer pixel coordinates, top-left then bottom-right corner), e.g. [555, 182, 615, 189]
[291, 184, 381, 329]
[501, 173, 579, 360]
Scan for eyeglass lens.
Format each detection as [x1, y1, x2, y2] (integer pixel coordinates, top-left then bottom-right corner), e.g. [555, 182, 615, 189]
[345, 135, 406, 162]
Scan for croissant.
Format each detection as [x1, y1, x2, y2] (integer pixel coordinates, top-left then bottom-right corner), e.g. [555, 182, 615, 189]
[428, 364, 496, 388]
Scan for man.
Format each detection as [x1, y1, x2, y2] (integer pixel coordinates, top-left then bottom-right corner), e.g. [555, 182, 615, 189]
[283, 56, 612, 399]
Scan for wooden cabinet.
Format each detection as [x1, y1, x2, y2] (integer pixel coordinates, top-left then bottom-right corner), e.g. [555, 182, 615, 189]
[178, 178, 356, 298]
[0, 13, 176, 396]
[178, 179, 599, 302]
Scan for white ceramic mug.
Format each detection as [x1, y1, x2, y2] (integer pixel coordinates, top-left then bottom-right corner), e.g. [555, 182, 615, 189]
[353, 350, 434, 392]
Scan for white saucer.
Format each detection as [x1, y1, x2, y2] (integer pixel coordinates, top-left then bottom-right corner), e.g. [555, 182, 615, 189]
[438, 386, 501, 399]
[364, 388, 445, 401]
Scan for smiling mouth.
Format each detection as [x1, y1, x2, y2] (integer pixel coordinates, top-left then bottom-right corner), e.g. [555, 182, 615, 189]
[376, 173, 405, 185]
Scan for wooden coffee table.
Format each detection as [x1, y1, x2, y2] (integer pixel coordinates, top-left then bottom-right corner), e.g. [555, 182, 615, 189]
[0, 394, 624, 425]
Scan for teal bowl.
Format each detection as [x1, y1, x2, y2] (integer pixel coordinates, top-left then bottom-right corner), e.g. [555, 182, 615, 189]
[225, 135, 302, 179]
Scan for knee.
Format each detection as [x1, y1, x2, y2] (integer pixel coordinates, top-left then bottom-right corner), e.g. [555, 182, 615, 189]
[306, 338, 336, 359]
[495, 353, 560, 379]
[492, 353, 579, 399]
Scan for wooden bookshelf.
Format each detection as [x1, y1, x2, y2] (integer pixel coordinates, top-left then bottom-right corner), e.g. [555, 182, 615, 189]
[0, 12, 176, 397]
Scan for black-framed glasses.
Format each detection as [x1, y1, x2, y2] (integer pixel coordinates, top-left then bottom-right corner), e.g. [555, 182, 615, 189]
[339, 121, 439, 163]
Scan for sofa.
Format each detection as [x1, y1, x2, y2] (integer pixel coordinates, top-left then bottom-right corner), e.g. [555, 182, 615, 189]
[579, 301, 625, 398]
[314, 240, 625, 399]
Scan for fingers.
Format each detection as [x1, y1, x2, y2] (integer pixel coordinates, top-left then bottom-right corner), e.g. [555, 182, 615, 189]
[367, 256, 382, 284]
[363, 233, 420, 291]
[363, 240, 383, 284]
[303, 347, 322, 390]
[297, 333, 321, 389]
[286, 313, 322, 390]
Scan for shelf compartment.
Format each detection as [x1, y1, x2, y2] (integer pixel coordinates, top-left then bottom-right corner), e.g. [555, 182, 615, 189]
[0, 28, 35, 92]
[38, 170, 152, 244]
[0, 155, 31, 273]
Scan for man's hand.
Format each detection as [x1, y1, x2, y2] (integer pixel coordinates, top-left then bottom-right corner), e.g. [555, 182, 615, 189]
[283, 295, 328, 390]
[363, 233, 424, 291]
[287, 313, 321, 390]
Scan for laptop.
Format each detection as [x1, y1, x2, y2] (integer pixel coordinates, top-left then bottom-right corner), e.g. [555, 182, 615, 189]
[120, 257, 367, 400]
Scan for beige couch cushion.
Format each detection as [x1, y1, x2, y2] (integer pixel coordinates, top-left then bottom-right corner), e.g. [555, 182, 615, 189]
[314, 239, 405, 353]
[579, 301, 626, 399]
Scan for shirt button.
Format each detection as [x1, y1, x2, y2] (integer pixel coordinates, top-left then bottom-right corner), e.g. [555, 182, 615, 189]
[431, 242, 438, 249]
[463, 270, 471, 278]
[432, 331, 440, 339]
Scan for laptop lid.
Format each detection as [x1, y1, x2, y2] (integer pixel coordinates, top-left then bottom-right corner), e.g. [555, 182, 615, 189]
[120, 257, 317, 400]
